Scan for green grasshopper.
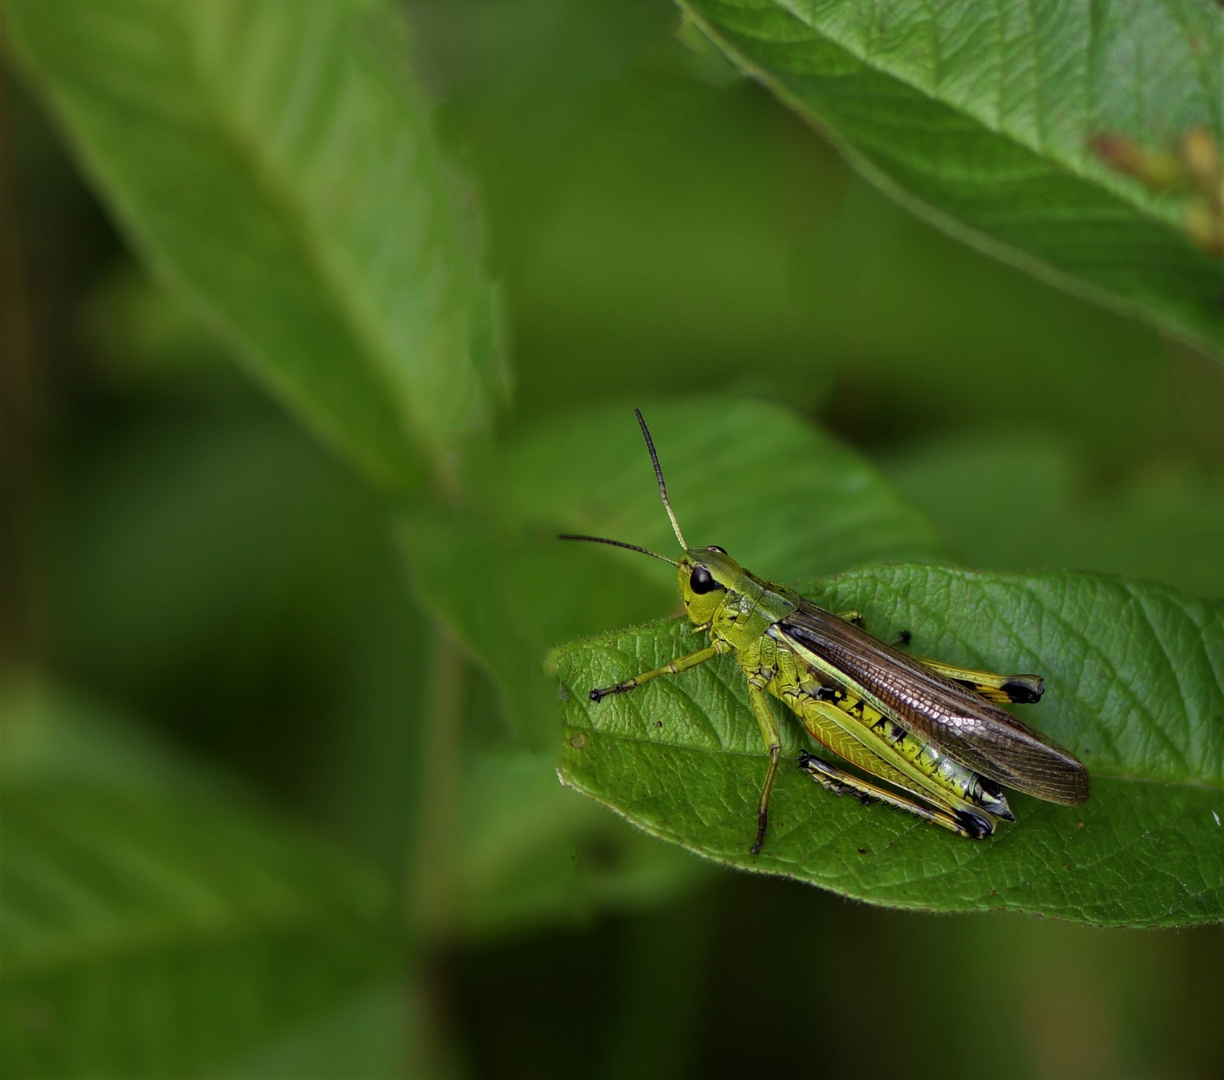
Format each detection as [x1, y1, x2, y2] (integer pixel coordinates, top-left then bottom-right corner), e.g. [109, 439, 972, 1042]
[563, 411, 1089, 853]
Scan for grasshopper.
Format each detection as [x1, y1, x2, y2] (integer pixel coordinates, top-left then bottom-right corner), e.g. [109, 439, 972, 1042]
[563, 411, 1089, 853]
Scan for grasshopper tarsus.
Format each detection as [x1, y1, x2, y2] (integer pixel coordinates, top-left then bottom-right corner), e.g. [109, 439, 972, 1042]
[1001, 677, 1044, 704]
[955, 810, 994, 839]
[751, 810, 768, 855]
[798, 752, 852, 799]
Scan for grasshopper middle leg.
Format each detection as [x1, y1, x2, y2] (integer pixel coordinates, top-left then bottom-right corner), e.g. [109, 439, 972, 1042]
[745, 681, 782, 855]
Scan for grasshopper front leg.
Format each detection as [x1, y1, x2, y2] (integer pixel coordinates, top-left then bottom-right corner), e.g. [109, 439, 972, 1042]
[588, 639, 731, 701]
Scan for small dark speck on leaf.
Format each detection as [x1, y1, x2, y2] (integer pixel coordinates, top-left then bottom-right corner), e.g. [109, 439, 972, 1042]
[857, 847, 867, 855]
[1064, 864, 1072, 870]
[655, 721, 663, 728]
[569, 734, 587, 750]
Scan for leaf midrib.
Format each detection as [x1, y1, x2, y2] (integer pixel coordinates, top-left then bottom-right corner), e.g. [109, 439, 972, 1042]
[179, 8, 437, 466]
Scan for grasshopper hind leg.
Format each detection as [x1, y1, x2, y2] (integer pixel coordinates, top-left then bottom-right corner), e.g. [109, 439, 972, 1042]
[797, 752, 996, 839]
[912, 656, 1044, 704]
[833, 612, 1039, 704]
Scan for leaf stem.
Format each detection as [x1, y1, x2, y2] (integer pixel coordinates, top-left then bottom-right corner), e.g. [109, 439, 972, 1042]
[0, 65, 46, 667]
[407, 620, 467, 1077]
[410, 621, 465, 934]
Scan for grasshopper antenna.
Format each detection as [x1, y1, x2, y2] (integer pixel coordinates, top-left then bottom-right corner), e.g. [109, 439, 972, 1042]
[635, 408, 688, 551]
[558, 534, 678, 567]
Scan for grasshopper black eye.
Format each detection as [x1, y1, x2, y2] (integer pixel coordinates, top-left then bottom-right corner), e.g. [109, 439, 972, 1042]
[689, 566, 720, 594]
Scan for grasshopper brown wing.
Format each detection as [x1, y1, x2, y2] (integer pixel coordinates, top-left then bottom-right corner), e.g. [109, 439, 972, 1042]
[775, 599, 1090, 805]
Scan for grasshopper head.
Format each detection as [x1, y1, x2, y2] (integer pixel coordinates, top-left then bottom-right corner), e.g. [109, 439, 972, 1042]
[560, 412, 749, 625]
[678, 545, 741, 625]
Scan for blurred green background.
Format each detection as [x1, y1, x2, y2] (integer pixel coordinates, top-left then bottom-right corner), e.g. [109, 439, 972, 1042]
[2, 1, 1222, 1077]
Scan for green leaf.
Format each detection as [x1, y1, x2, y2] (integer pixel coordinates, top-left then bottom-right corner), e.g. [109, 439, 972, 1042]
[0, 681, 396, 1079]
[5, 0, 506, 488]
[405, 396, 940, 744]
[678, 0, 1224, 358]
[557, 566, 1224, 927]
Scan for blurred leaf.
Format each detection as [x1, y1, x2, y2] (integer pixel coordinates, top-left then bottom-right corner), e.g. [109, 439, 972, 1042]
[424, 8, 1192, 461]
[557, 566, 1224, 927]
[402, 539, 705, 939]
[0, 680, 397, 1080]
[510, 396, 942, 582]
[403, 507, 671, 749]
[418, 0, 669, 106]
[453, 750, 707, 938]
[44, 374, 428, 879]
[48, 408, 391, 697]
[883, 432, 1224, 598]
[82, 266, 232, 382]
[792, 183, 1179, 458]
[6, 0, 506, 489]
[206, 981, 414, 1080]
[598, 897, 714, 1080]
[406, 396, 940, 746]
[679, 0, 1224, 358]
[499, 73, 850, 414]
[428, 9, 854, 416]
